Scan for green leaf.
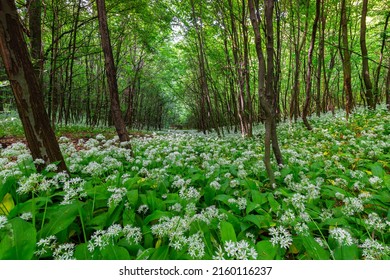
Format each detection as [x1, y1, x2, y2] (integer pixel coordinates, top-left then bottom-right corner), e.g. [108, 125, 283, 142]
[243, 215, 271, 229]
[267, 193, 280, 212]
[150, 245, 169, 260]
[144, 210, 173, 225]
[370, 163, 385, 179]
[220, 221, 236, 243]
[126, 189, 139, 207]
[251, 190, 267, 205]
[0, 218, 36, 260]
[101, 245, 131, 260]
[334, 245, 359, 260]
[256, 240, 277, 260]
[136, 248, 155, 260]
[301, 235, 330, 260]
[38, 202, 80, 238]
[74, 243, 93, 260]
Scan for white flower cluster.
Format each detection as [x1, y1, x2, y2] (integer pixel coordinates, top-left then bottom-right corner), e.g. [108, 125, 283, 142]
[35, 235, 75, 260]
[269, 225, 293, 249]
[360, 239, 389, 260]
[329, 227, 353, 246]
[213, 240, 258, 260]
[61, 177, 87, 205]
[0, 215, 8, 229]
[87, 224, 142, 252]
[341, 197, 364, 216]
[364, 213, 388, 232]
[107, 186, 127, 207]
[227, 197, 247, 211]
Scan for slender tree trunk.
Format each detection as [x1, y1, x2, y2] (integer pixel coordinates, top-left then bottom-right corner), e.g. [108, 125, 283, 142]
[0, 0, 67, 172]
[339, 0, 354, 119]
[65, 0, 82, 125]
[96, 0, 131, 144]
[374, 12, 389, 104]
[302, 0, 320, 130]
[360, 0, 374, 109]
[316, 0, 326, 116]
[249, 0, 283, 185]
[27, 0, 43, 89]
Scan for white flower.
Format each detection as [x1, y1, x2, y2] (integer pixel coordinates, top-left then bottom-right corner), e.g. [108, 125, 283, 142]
[221, 240, 257, 260]
[20, 212, 33, 221]
[0, 215, 8, 229]
[53, 243, 75, 260]
[329, 227, 354, 246]
[269, 225, 293, 249]
[107, 187, 127, 207]
[360, 239, 389, 260]
[342, 197, 364, 216]
[45, 164, 58, 172]
[137, 204, 149, 215]
[364, 213, 387, 232]
[123, 225, 142, 244]
[187, 232, 205, 258]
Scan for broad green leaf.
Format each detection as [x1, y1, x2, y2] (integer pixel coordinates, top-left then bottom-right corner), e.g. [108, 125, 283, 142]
[150, 245, 169, 260]
[267, 194, 280, 212]
[38, 202, 80, 238]
[136, 248, 155, 260]
[74, 243, 93, 260]
[334, 245, 359, 260]
[126, 189, 139, 207]
[256, 240, 277, 260]
[243, 215, 271, 229]
[220, 221, 236, 243]
[101, 245, 130, 260]
[370, 163, 385, 179]
[301, 235, 330, 260]
[0, 218, 36, 260]
[144, 210, 173, 225]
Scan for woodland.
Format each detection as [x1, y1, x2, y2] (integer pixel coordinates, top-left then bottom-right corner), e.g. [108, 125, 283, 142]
[0, 0, 389, 260]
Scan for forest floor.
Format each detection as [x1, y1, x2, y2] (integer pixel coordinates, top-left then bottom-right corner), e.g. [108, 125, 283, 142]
[0, 106, 389, 260]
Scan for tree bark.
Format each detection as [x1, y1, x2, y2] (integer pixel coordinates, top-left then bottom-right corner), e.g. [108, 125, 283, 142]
[249, 0, 283, 185]
[374, 12, 389, 105]
[0, 0, 67, 172]
[360, 0, 374, 109]
[96, 0, 131, 144]
[340, 0, 354, 119]
[302, 0, 320, 130]
[27, 0, 43, 89]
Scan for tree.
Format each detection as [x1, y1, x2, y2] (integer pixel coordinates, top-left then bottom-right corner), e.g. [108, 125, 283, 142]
[0, 0, 67, 172]
[27, 0, 43, 89]
[302, 0, 321, 130]
[339, 0, 354, 119]
[96, 0, 131, 144]
[249, 0, 283, 185]
[360, 0, 374, 109]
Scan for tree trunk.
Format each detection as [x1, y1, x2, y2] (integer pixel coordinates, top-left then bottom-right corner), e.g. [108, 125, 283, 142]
[249, 0, 283, 185]
[302, 0, 320, 130]
[340, 0, 354, 119]
[374, 12, 389, 105]
[0, 0, 67, 172]
[96, 0, 131, 144]
[360, 0, 374, 109]
[27, 0, 43, 89]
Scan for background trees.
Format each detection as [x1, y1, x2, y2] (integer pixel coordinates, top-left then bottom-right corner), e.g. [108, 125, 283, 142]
[0, 0, 67, 172]
[0, 0, 388, 133]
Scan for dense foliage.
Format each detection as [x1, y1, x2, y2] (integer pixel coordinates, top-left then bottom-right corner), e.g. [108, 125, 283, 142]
[1, 106, 389, 260]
